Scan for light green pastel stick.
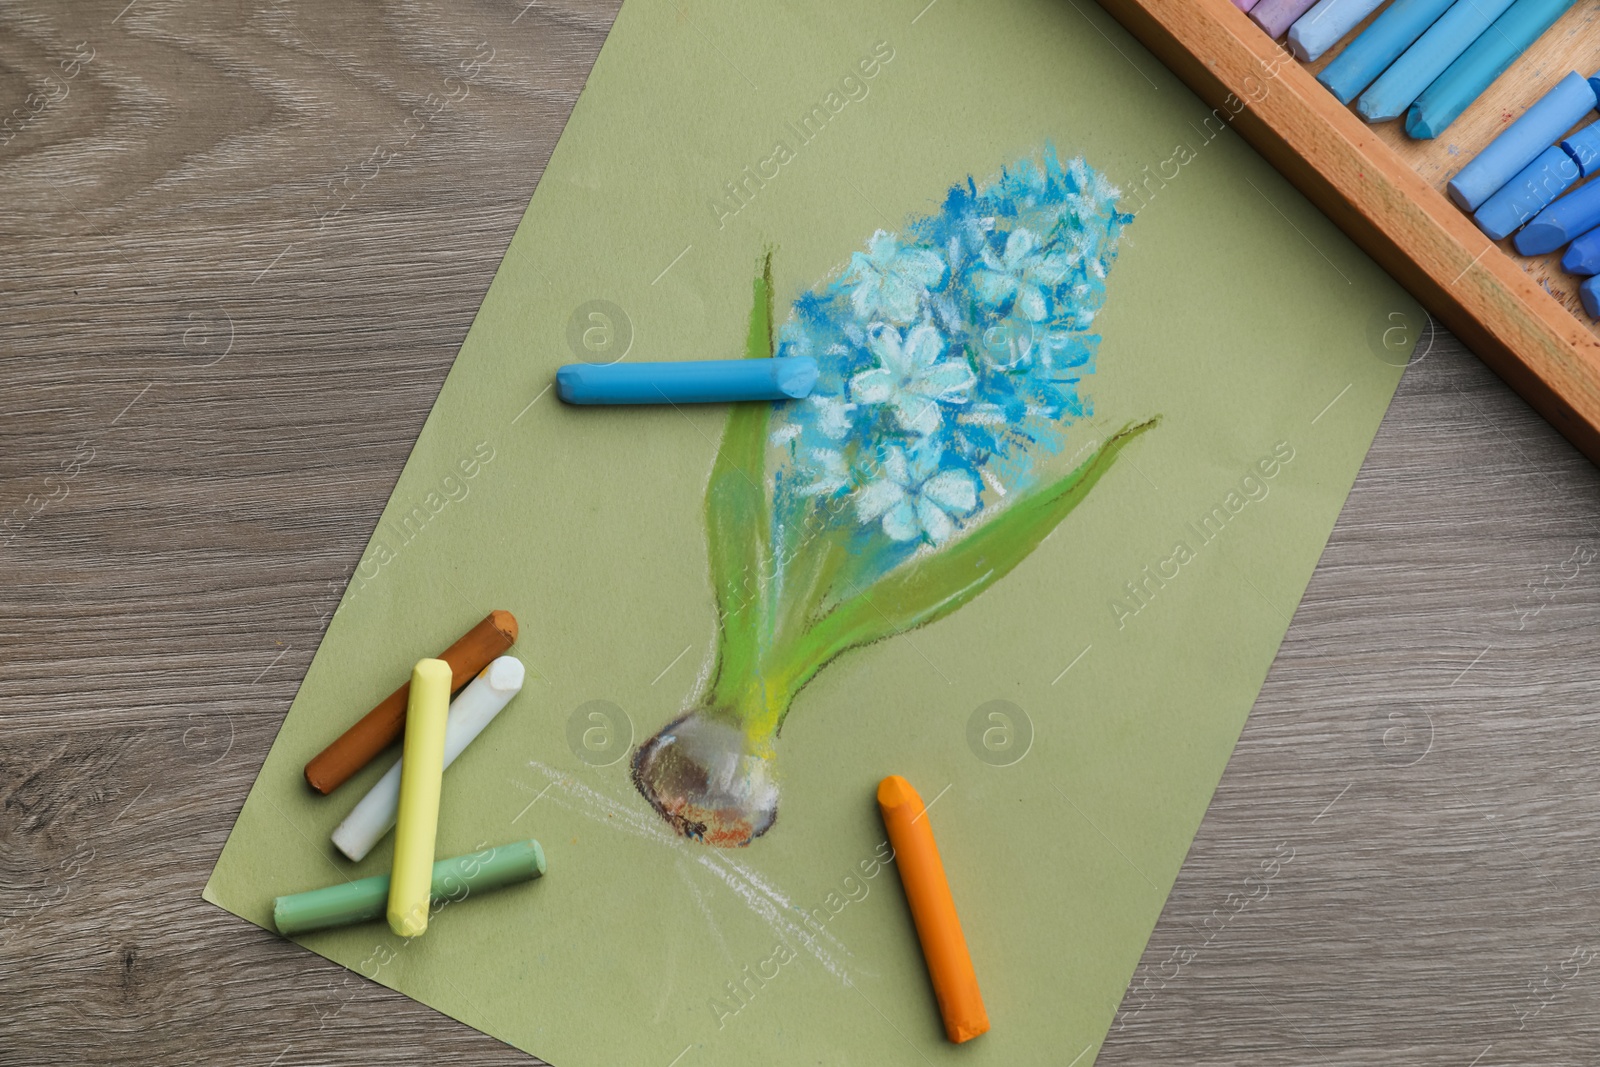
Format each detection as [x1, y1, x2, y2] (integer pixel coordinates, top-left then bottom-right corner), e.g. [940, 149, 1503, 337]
[389, 657, 452, 937]
[273, 839, 546, 937]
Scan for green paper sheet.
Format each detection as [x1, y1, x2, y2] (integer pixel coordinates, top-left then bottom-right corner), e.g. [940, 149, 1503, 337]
[205, 0, 1420, 1063]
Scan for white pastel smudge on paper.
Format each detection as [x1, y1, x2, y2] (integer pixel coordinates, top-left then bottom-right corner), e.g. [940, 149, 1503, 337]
[525, 760, 852, 977]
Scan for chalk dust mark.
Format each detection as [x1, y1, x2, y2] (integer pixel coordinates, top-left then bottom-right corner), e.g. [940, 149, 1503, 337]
[525, 760, 852, 976]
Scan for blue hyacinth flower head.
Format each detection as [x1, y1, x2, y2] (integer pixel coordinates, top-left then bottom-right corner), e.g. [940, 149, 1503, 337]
[768, 145, 1130, 579]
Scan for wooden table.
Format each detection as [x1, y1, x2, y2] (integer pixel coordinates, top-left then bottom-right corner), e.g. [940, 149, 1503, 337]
[5, 3, 1600, 1064]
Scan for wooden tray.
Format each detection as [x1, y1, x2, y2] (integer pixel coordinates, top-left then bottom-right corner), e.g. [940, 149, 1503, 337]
[1096, 0, 1600, 462]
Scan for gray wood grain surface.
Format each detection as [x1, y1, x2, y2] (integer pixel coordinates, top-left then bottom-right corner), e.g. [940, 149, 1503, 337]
[4, 3, 1599, 1065]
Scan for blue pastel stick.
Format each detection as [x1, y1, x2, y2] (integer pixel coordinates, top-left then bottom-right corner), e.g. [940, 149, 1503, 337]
[1581, 276, 1600, 318]
[1447, 72, 1597, 210]
[1514, 180, 1600, 255]
[1561, 119, 1600, 176]
[556, 357, 818, 405]
[1354, 0, 1518, 123]
[1287, 0, 1384, 62]
[1318, 0, 1456, 105]
[1406, 0, 1581, 139]
[1561, 227, 1600, 275]
[1473, 144, 1582, 240]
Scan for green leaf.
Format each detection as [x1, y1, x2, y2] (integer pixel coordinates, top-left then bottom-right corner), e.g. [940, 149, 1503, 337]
[779, 417, 1159, 701]
[702, 254, 777, 710]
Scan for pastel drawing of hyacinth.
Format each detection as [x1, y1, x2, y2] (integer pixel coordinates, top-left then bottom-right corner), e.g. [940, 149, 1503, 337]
[633, 146, 1158, 846]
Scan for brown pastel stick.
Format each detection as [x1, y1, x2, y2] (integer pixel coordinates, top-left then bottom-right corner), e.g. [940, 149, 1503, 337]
[303, 610, 517, 795]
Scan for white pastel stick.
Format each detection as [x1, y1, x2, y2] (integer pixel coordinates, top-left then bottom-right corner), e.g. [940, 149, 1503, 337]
[332, 655, 525, 862]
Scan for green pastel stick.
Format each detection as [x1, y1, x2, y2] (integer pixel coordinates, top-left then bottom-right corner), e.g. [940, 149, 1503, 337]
[272, 839, 546, 937]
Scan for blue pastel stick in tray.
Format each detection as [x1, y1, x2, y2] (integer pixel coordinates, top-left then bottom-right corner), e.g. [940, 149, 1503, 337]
[1318, 0, 1456, 105]
[1354, 0, 1518, 123]
[1473, 145, 1583, 241]
[1515, 180, 1600, 255]
[1562, 228, 1600, 275]
[556, 357, 818, 405]
[1561, 119, 1600, 176]
[1406, 0, 1582, 139]
[1287, 0, 1385, 62]
[1447, 72, 1597, 211]
[1581, 276, 1600, 318]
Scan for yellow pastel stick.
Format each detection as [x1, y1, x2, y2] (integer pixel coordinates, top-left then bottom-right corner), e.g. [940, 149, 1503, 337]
[387, 658, 452, 937]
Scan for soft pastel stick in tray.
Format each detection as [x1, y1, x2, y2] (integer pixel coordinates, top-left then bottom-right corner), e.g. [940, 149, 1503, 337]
[1318, 0, 1456, 104]
[1447, 71, 1597, 211]
[1250, 0, 1318, 39]
[1515, 179, 1600, 255]
[1287, 0, 1384, 62]
[1354, 0, 1518, 123]
[1474, 145, 1583, 241]
[1582, 276, 1600, 317]
[1562, 228, 1600, 275]
[1406, 0, 1581, 138]
[1561, 119, 1600, 176]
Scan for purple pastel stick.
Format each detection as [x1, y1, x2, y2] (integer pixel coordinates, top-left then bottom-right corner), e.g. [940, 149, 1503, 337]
[1251, 0, 1320, 36]
[1233, 0, 1263, 13]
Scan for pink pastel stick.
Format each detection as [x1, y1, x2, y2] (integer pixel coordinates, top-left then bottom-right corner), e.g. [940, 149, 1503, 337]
[1233, 0, 1262, 12]
[1251, 0, 1318, 36]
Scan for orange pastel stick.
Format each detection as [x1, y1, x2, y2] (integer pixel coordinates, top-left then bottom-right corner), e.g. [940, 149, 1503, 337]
[877, 774, 990, 1043]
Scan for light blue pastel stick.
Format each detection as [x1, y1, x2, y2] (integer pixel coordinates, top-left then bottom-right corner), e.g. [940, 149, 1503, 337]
[1354, 0, 1518, 123]
[555, 357, 818, 405]
[1446, 71, 1596, 210]
[1514, 179, 1600, 255]
[1473, 144, 1582, 240]
[1318, 0, 1456, 105]
[1287, 0, 1384, 62]
[1561, 227, 1600, 275]
[1581, 275, 1600, 318]
[1561, 119, 1600, 176]
[1406, 0, 1581, 139]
